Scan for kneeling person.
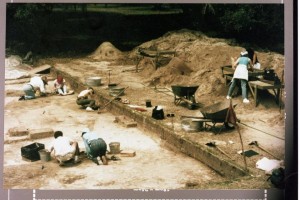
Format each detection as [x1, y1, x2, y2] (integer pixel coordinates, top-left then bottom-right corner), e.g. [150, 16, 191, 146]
[81, 128, 108, 165]
[49, 131, 80, 166]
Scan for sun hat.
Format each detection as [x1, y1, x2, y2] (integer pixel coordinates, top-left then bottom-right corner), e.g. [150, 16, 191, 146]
[240, 51, 248, 56]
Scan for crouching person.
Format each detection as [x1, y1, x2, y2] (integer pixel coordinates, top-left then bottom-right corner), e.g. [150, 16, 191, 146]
[54, 75, 68, 96]
[76, 87, 98, 111]
[19, 75, 48, 100]
[81, 128, 108, 165]
[49, 131, 81, 166]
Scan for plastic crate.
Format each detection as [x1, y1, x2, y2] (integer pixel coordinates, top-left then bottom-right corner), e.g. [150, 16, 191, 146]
[21, 142, 45, 161]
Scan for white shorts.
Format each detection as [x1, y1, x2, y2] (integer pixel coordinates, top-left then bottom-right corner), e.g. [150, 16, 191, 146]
[55, 146, 76, 162]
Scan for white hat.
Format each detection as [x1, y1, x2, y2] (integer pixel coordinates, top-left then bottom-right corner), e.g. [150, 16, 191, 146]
[240, 51, 248, 56]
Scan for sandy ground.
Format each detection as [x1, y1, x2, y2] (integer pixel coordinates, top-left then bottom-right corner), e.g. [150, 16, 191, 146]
[4, 30, 285, 189]
[3, 83, 225, 189]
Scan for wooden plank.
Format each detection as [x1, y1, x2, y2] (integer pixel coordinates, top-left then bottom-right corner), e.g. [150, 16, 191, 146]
[249, 81, 284, 89]
[120, 150, 136, 157]
[249, 80, 272, 87]
[28, 64, 52, 75]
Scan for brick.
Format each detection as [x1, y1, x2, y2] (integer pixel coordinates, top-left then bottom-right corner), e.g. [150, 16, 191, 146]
[4, 135, 29, 144]
[8, 126, 29, 137]
[120, 150, 136, 157]
[115, 115, 137, 128]
[29, 128, 54, 139]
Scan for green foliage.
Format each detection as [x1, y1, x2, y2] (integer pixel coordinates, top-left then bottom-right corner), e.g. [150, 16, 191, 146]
[6, 3, 284, 56]
[219, 5, 283, 35]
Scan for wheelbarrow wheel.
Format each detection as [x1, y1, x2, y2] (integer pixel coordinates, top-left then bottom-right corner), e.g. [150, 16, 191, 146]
[224, 122, 235, 129]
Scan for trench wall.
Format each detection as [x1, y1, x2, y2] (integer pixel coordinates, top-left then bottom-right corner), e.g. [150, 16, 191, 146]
[51, 68, 247, 178]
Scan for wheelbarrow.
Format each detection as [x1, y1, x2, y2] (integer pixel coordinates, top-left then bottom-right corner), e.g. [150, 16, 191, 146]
[180, 101, 237, 133]
[200, 101, 237, 133]
[171, 85, 199, 109]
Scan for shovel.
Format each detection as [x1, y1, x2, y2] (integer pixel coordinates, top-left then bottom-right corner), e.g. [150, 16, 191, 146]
[249, 141, 280, 160]
[206, 142, 232, 159]
[97, 86, 129, 114]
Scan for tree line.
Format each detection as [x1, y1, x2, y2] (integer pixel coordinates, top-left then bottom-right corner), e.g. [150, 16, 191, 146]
[6, 3, 284, 56]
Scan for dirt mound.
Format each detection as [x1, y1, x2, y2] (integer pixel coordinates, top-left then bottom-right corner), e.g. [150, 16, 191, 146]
[90, 42, 124, 61]
[141, 57, 193, 86]
[128, 29, 284, 99]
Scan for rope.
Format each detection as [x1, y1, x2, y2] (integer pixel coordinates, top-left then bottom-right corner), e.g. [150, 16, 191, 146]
[238, 122, 285, 140]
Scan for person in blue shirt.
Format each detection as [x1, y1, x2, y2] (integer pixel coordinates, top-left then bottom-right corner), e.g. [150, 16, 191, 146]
[81, 128, 108, 165]
[227, 50, 254, 103]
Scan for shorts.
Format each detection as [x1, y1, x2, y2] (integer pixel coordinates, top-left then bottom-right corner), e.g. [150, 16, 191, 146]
[55, 147, 76, 162]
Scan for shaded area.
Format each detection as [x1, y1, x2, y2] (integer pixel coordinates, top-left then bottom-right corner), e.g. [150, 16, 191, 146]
[6, 3, 284, 59]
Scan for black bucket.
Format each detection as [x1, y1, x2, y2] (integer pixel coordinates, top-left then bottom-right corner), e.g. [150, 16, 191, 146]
[146, 100, 152, 107]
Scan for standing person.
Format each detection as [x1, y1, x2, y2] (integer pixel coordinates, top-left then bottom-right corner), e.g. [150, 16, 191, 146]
[81, 128, 108, 165]
[76, 87, 97, 111]
[246, 48, 261, 70]
[53, 75, 68, 96]
[19, 75, 48, 100]
[226, 50, 253, 103]
[48, 131, 81, 166]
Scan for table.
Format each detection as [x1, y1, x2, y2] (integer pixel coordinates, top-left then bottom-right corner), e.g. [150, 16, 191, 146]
[221, 65, 264, 76]
[136, 48, 176, 71]
[248, 80, 284, 107]
[221, 65, 265, 86]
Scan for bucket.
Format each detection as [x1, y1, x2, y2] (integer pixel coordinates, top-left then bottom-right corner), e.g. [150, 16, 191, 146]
[145, 99, 152, 107]
[109, 142, 120, 154]
[86, 77, 102, 86]
[109, 87, 125, 97]
[181, 118, 204, 132]
[38, 149, 51, 162]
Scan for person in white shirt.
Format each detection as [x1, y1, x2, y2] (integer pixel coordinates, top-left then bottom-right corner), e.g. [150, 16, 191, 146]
[48, 131, 80, 166]
[19, 75, 48, 100]
[76, 87, 97, 111]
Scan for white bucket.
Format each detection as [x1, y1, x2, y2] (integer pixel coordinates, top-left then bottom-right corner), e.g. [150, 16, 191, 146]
[86, 77, 102, 86]
[38, 149, 51, 162]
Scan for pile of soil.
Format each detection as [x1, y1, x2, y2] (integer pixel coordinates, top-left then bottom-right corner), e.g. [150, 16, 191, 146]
[89, 41, 124, 61]
[126, 29, 285, 102]
[4, 29, 285, 190]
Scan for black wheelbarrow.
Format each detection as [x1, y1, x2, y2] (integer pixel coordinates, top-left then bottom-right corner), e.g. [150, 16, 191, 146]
[171, 85, 199, 109]
[199, 101, 237, 133]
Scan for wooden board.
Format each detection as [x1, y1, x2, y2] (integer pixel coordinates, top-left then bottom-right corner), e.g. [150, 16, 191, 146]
[28, 64, 52, 75]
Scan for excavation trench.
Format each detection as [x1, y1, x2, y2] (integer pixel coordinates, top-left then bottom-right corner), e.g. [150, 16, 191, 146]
[51, 67, 247, 178]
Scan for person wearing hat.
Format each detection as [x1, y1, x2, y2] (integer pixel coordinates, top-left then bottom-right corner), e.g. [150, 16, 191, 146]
[227, 50, 254, 103]
[81, 128, 108, 165]
[19, 75, 48, 100]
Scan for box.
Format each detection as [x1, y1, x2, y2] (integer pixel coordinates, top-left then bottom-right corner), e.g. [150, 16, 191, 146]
[21, 142, 45, 161]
